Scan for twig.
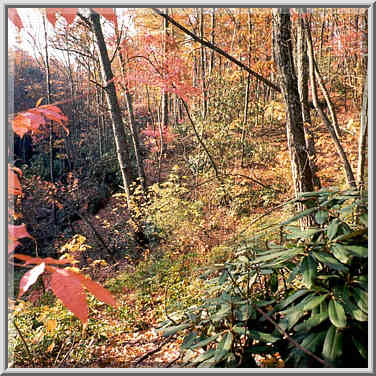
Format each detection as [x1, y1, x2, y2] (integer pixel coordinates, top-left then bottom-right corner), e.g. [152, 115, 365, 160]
[225, 270, 333, 368]
[133, 336, 174, 365]
[166, 353, 182, 367]
[164, 282, 177, 325]
[57, 336, 78, 368]
[13, 320, 34, 367]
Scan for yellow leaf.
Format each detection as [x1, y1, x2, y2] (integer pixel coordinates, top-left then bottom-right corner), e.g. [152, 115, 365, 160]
[35, 97, 45, 108]
[46, 319, 57, 332]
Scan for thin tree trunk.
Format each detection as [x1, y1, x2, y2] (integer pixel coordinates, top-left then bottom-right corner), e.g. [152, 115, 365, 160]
[89, 9, 133, 205]
[208, 8, 215, 78]
[272, 8, 314, 227]
[305, 15, 356, 189]
[161, 8, 169, 127]
[115, 23, 146, 190]
[199, 8, 207, 119]
[357, 69, 368, 189]
[296, 9, 321, 190]
[241, 9, 252, 167]
[42, 13, 56, 231]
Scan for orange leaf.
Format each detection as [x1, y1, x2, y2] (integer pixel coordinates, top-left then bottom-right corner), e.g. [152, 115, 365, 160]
[18, 262, 46, 298]
[70, 270, 118, 308]
[12, 254, 71, 265]
[46, 342, 55, 353]
[8, 8, 23, 30]
[50, 268, 88, 324]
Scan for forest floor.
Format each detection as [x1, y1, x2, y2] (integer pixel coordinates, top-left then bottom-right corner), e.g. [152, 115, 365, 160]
[13, 98, 364, 368]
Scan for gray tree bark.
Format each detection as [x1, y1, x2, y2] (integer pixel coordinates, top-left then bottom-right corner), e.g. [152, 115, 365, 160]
[89, 9, 133, 205]
[296, 9, 321, 190]
[272, 9, 314, 213]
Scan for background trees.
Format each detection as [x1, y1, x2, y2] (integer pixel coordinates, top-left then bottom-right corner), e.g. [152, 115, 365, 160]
[7, 7, 368, 368]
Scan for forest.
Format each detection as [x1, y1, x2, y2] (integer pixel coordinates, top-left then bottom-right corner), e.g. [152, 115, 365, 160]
[7, 7, 368, 369]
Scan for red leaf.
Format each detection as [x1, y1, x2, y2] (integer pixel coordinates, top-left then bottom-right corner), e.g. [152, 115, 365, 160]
[50, 268, 88, 324]
[70, 271, 118, 307]
[8, 165, 22, 196]
[12, 254, 71, 265]
[93, 8, 118, 28]
[18, 262, 46, 298]
[22, 110, 46, 133]
[37, 107, 68, 124]
[8, 224, 32, 242]
[12, 114, 30, 138]
[46, 8, 59, 27]
[59, 8, 78, 25]
[8, 240, 21, 255]
[8, 8, 23, 30]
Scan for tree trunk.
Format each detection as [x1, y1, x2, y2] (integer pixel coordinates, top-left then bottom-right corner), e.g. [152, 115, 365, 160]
[161, 8, 169, 127]
[272, 8, 314, 223]
[296, 9, 321, 190]
[304, 15, 357, 189]
[115, 23, 146, 190]
[357, 69, 368, 190]
[199, 8, 207, 119]
[89, 9, 133, 205]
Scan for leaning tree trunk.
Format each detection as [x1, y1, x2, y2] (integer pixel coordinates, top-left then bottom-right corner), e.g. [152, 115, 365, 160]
[272, 8, 314, 226]
[89, 9, 133, 205]
[304, 15, 357, 189]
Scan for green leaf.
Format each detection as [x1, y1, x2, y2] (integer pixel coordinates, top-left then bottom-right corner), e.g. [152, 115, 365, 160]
[232, 325, 250, 336]
[353, 287, 368, 313]
[300, 331, 326, 352]
[331, 244, 351, 264]
[181, 331, 198, 349]
[359, 213, 368, 226]
[252, 248, 302, 264]
[280, 292, 317, 315]
[315, 210, 328, 224]
[302, 294, 328, 312]
[300, 255, 317, 288]
[284, 310, 305, 330]
[249, 330, 280, 343]
[285, 226, 322, 240]
[222, 332, 233, 351]
[327, 219, 340, 240]
[281, 207, 317, 226]
[191, 334, 220, 349]
[328, 299, 347, 328]
[352, 336, 367, 359]
[312, 251, 349, 272]
[211, 304, 231, 322]
[191, 349, 215, 364]
[214, 349, 228, 364]
[344, 245, 368, 258]
[294, 311, 328, 332]
[162, 323, 190, 337]
[322, 325, 343, 363]
[342, 287, 368, 322]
